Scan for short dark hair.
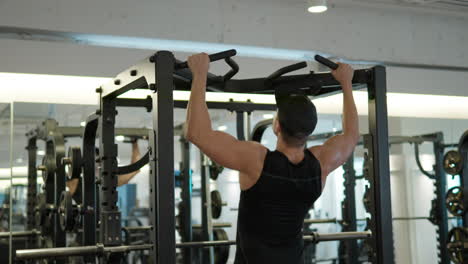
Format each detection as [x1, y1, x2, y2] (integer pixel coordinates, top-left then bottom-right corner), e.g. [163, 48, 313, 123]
[276, 95, 317, 147]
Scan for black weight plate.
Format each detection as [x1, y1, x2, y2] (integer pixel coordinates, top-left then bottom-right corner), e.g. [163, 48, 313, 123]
[35, 193, 46, 228]
[443, 150, 462, 176]
[65, 146, 82, 180]
[209, 163, 224, 181]
[447, 227, 468, 264]
[59, 191, 74, 231]
[211, 190, 223, 219]
[446, 186, 465, 216]
[213, 228, 230, 264]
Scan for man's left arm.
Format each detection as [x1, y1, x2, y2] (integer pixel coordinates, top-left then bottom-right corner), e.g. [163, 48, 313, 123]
[117, 141, 141, 186]
[184, 53, 265, 175]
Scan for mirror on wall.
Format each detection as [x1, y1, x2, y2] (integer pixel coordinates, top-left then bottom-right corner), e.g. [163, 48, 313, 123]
[0, 103, 11, 263]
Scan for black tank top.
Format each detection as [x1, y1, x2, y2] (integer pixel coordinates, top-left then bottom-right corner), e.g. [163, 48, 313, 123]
[234, 149, 322, 264]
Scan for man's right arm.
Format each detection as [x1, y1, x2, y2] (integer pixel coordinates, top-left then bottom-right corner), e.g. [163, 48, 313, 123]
[309, 63, 359, 188]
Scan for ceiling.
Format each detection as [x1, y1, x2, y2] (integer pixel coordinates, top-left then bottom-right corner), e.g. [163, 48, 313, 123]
[332, 0, 468, 14]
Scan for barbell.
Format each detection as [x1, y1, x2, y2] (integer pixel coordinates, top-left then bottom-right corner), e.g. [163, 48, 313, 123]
[15, 231, 371, 260]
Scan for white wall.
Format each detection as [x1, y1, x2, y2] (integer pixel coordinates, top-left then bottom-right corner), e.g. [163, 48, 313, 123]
[1, 0, 468, 96]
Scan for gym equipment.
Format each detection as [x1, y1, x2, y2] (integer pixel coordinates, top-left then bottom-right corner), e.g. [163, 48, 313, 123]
[15, 231, 372, 260]
[16, 48, 389, 264]
[446, 186, 465, 216]
[447, 227, 468, 264]
[34, 193, 54, 235]
[459, 130, 468, 151]
[363, 186, 371, 213]
[314, 55, 339, 70]
[209, 163, 224, 181]
[192, 228, 230, 264]
[443, 150, 462, 176]
[58, 191, 81, 231]
[37, 154, 56, 183]
[63, 146, 82, 180]
[211, 190, 227, 219]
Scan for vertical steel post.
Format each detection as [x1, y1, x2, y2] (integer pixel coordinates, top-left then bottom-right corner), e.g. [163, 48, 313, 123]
[82, 115, 98, 263]
[98, 97, 122, 263]
[149, 51, 176, 264]
[26, 137, 37, 249]
[341, 154, 359, 264]
[432, 133, 449, 264]
[201, 153, 215, 264]
[459, 137, 468, 227]
[180, 137, 193, 264]
[366, 66, 394, 264]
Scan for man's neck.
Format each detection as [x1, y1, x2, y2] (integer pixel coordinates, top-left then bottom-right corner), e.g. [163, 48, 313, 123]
[276, 139, 305, 164]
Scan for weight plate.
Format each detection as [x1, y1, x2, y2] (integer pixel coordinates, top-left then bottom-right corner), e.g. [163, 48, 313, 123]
[459, 130, 468, 152]
[39, 155, 56, 182]
[363, 186, 371, 213]
[443, 150, 463, 176]
[65, 146, 82, 180]
[59, 191, 74, 231]
[213, 228, 230, 264]
[34, 193, 47, 228]
[447, 227, 468, 264]
[192, 229, 230, 264]
[446, 186, 465, 216]
[211, 190, 223, 219]
[209, 163, 224, 181]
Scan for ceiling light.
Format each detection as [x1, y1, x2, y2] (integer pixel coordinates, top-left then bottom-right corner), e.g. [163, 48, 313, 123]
[217, 125, 228, 131]
[263, 114, 274, 119]
[115, 135, 125, 142]
[37, 150, 45, 156]
[80, 121, 86, 127]
[308, 0, 328, 13]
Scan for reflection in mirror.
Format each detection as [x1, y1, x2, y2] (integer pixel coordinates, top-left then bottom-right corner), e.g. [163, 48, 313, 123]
[0, 103, 11, 263]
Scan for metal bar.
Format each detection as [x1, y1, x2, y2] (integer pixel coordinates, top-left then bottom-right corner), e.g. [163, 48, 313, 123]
[15, 231, 372, 259]
[459, 136, 468, 230]
[98, 97, 122, 248]
[341, 154, 359, 264]
[304, 218, 339, 224]
[116, 151, 149, 175]
[26, 136, 38, 248]
[16, 245, 103, 259]
[82, 114, 98, 252]
[366, 66, 394, 263]
[0, 230, 41, 239]
[173, 100, 277, 112]
[414, 143, 436, 179]
[432, 134, 450, 264]
[308, 231, 372, 242]
[200, 153, 215, 264]
[180, 137, 193, 264]
[236, 111, 245, 141]
[151, 51, 176, 264]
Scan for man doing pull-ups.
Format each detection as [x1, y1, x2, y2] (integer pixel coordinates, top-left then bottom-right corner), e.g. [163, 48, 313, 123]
[184, 53, 358, 264]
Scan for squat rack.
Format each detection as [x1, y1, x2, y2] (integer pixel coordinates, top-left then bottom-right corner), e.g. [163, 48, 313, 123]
[15, 49, 392, 263]
[96, 49, 391, 263]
